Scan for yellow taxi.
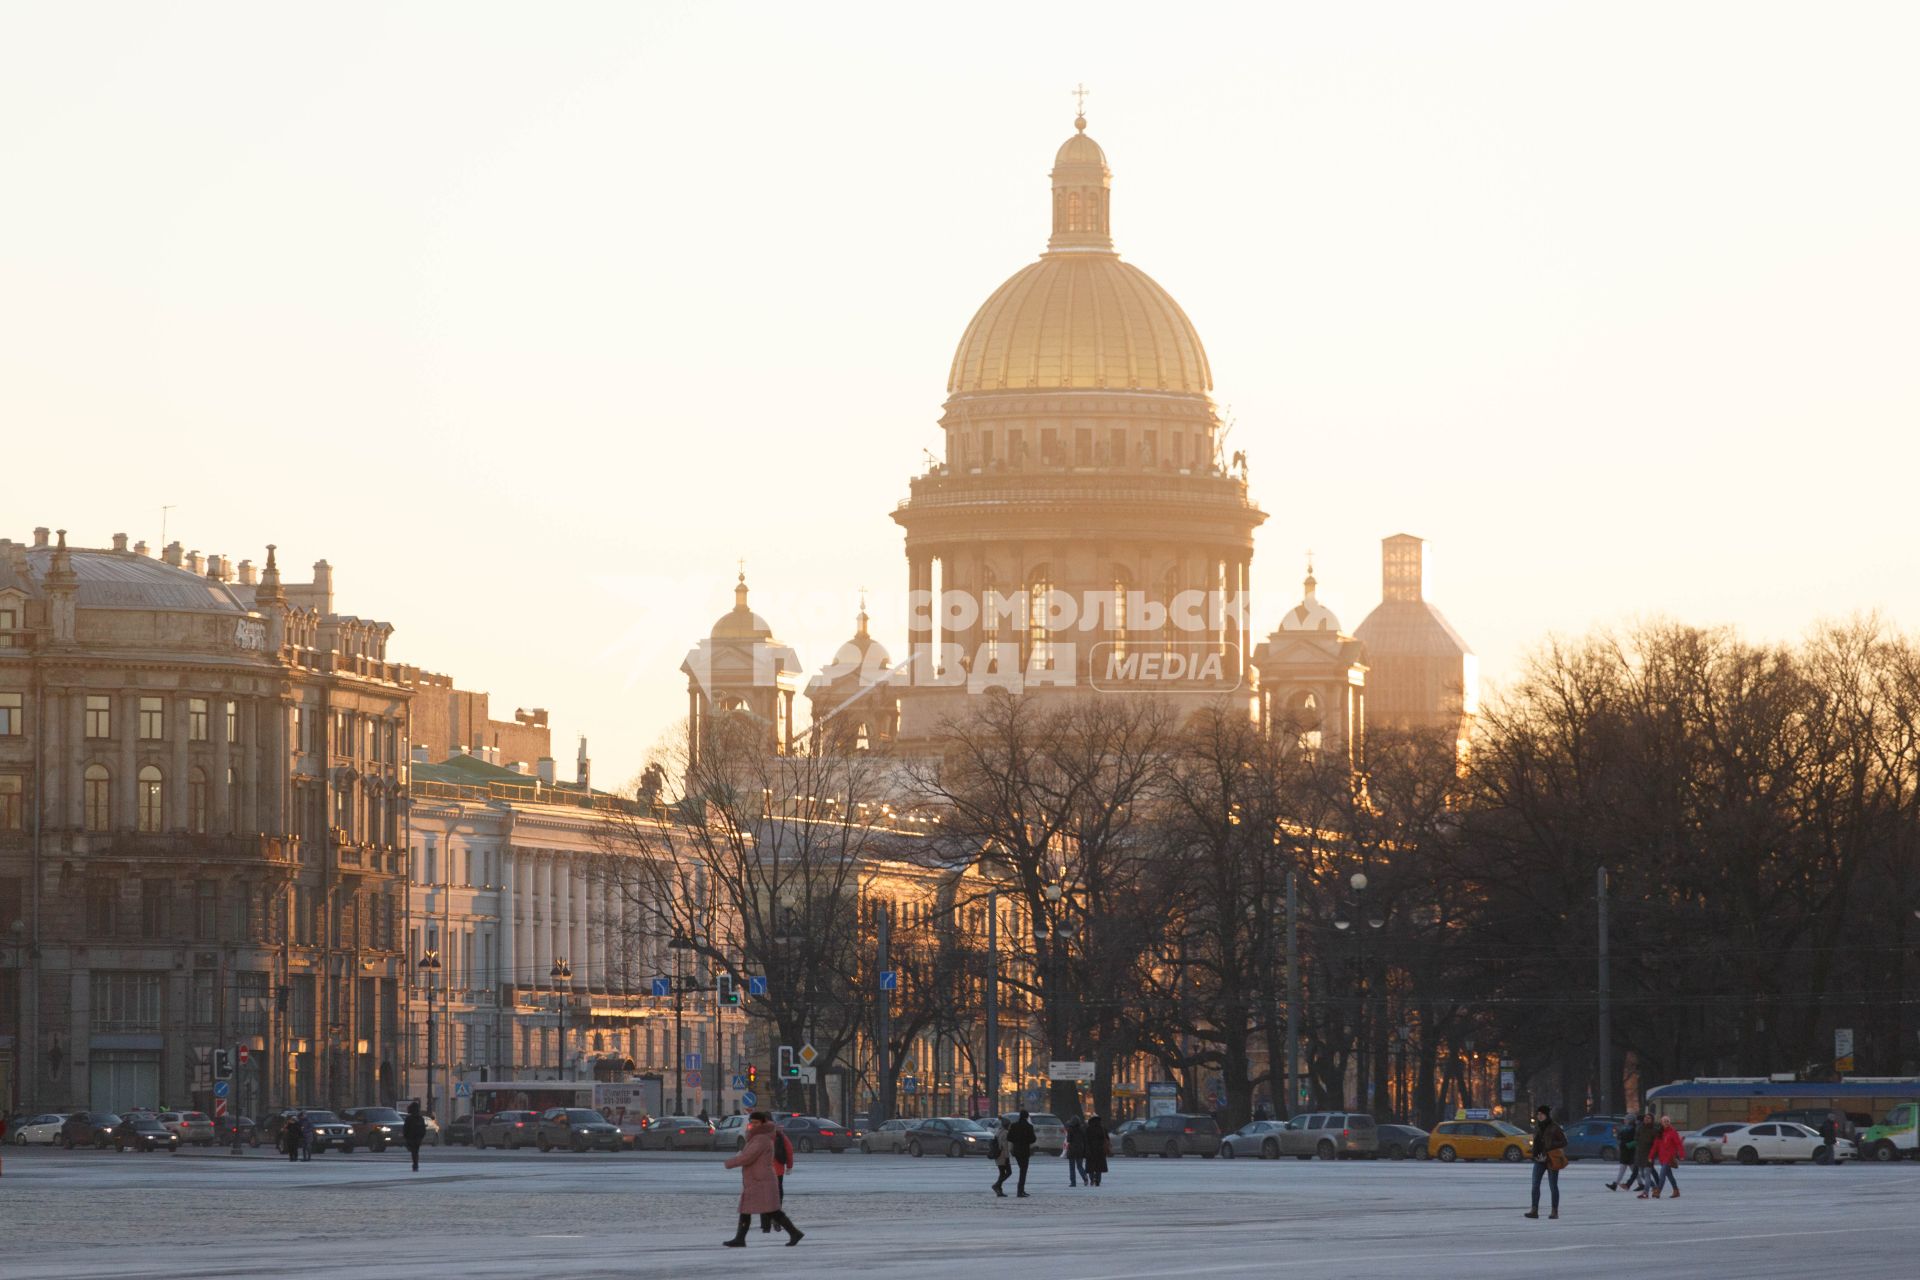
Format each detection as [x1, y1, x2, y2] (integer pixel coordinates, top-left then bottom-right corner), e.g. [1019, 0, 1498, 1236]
[1429, 1119, 1533, 1162]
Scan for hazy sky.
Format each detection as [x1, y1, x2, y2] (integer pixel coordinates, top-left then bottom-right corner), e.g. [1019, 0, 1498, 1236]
[4, 2, 1916, 781]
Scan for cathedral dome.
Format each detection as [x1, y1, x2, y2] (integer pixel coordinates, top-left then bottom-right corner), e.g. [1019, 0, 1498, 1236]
[710, 573, 775, 641]
[1278, 566, 1341, 634]
[946, 115, 1212, 397]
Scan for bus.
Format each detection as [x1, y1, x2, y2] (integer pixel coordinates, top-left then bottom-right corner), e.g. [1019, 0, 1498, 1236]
[466, 1079, 664, 1126]
[1644, 1077, 1920, 1157]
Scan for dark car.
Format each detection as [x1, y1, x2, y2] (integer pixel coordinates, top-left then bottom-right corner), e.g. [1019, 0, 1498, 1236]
[215, 1115, 256, 1146]
[114, 1117, 180, 1153]
[341, 1106, 411, 1152]
[534, 1107, 622, 1152]
[1563, 1118, 1620, 1162]
[445, 1114, 474, 1146]
[781, 1115, 853, 1154]
[263, 1109, 351, 1152]
[1220, 1120, 1289, 1159]
[1375, 1124, 1430, 1160]
[1125, 1113, 1221, 1158]
[904, 1117, 993, 1158]
[474, 1110, 538, 1149]
[58, 1112, 122, 1149]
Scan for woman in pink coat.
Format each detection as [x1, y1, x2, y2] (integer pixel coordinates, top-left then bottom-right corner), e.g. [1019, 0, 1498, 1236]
[723, 1112, 804, 1247]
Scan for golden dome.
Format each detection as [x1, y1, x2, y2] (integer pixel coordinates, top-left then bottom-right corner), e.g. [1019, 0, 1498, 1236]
[947, 116, 1211, 396]
[711, 572, 776, 640]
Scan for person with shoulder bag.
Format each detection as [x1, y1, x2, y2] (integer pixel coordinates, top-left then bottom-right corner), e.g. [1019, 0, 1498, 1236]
[1525, 1105, 1567, 1220]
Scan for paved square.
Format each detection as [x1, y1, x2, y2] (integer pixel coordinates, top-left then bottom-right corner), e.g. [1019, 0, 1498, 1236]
[1, 1146, 1914, 1278]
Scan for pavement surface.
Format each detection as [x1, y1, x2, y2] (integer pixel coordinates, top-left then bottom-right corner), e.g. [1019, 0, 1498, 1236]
[2, 1144, 1915, 1278]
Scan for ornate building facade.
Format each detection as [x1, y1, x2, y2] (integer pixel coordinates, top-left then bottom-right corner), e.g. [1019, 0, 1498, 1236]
[0, 528, 410, 1116]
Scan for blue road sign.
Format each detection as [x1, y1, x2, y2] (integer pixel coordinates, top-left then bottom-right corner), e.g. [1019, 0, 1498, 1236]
[747, 976, 767, 997]
[879, 970, 897, 991]
[454, 1081, 472, 1098]
[731, 1074, 746, 1090]
[685, 1053, 703, 1071]
[651, 977, 671, 998]
[901, 1075, 918, 1094]
[741, 1090, 757, 1108]
[212, 1079, 230, 1099]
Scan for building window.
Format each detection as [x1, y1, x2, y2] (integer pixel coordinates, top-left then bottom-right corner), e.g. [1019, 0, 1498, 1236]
[293, 707, 307, 754]
[191, 970, 216, 1025]
[188, 698, 209, 742]
[0, 692, 21, 736]
[86, 879, 116, 934]
[141, 878, 172, 936]
[195, 880, 218, 941]
[139, 696, 164, 740]
[90, 971, 164, 1033]
[83, 763, 112, 831]
[137, 765, 164, 832]
[188, 768, 209, 834]
[225, 700, 239, 745]
[85, 694, 112, 739]
[0, 604, 18, 646]
[0, 774, 21, 830]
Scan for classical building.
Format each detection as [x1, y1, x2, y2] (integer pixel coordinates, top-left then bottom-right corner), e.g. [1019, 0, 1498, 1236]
[0, 528, 411, 1116]
[682, 574, 802, 767]
[889, 110, 1267, 741]
[1253, 561, 1368, 767]
[406, 750, 751, 1115]
[1352, 534, 1477, 746]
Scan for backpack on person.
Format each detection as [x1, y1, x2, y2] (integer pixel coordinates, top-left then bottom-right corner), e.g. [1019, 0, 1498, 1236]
[774, 1129, 795, 1167]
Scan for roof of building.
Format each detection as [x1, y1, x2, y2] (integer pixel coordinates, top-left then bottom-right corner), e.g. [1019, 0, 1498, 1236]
[710, 573, 776, 641]
[24, 545, 250, 614]
[1352, 599, 1474, 658]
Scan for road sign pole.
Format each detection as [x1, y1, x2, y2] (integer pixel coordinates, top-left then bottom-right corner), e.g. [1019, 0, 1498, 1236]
[876, 902, 891, 1124]
[985, 888, 998, 1122]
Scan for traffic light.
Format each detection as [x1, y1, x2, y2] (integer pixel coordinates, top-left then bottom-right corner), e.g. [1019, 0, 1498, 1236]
[212, 1049, 232, 1079]
[747, 1064, 757, 1086]
[717, 973, 740, 1007]
[778, 1045, 799, 1079]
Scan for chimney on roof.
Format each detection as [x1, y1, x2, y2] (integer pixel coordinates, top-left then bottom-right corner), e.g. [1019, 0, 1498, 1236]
[185, 550, 203, 574]
[576, 735, 591, 790]
[237, 559, 256, 585]
[537, 757, 556, 785]
[33, 527, 50, 548]
[506, 761, 526, 775]
[112, 533, 129, 552]
[311, 559, 334, 613]
[163, 542, 184, 567]
[133, 540, 149, 557]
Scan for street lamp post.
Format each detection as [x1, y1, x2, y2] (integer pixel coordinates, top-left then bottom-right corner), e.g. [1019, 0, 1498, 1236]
[1332, 872, 1385, 1113]
[418, 949, 442, 1121]
[1038, 880, 1074, 1115]
[668, 937, 694, 1111]
[550, 959, 573, 1080]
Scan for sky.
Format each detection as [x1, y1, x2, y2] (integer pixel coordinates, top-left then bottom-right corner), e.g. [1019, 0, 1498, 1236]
[3, 2, 1916, 782]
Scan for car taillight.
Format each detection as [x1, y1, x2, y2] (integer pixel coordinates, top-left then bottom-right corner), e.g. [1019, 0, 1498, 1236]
[1342, 1130, 1350, 1138]
[1184, 1128, 1194, 1134]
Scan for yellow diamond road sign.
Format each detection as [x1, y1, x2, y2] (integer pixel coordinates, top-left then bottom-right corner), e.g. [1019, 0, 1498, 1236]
[799, 1043, 818, 1067]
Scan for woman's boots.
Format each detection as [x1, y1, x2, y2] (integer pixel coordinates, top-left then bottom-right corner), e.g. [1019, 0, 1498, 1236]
[727, 1213, 802, 1247]
[771, 1212, 804, 1246]
[723, 1215, 751, 1247]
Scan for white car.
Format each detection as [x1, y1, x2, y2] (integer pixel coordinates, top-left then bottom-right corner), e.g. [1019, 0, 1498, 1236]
[10, 1113, 68, 1145]
[1682, 1122, 1748, 1163]
[1719, 1121, 1856, 1165]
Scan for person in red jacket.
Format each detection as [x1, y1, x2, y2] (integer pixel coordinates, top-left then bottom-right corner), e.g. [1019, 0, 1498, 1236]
[1643, 1115, 1684, 1199]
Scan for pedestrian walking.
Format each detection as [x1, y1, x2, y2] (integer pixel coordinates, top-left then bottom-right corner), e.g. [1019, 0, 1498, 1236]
[762, 1120, 794, 1233]
[402, 1101, 427, 1173]
[990, 1119, 1014, 1197]
[1525, 1105, 1567, 1220]
[1083, 1113, 1109, 1188]
[1631, 1112, 1657, 1198]
[282, 1113, 303, 1163]
[1006, 1109, 1037, 1198]
[1064, 1114, 1087, 1187]
[722, 1113, 802, 1248]
[1649, 1115, 1683, 1198]
[301, 1114, 315, 1161]
[1818, 1114, 1839, 1165]
[1605, 1117, 1641, 1192]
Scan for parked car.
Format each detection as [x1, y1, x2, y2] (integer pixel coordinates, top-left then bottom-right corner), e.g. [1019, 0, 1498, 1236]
[639, 1116, 718, 1151]
[444, 1114, 474, 1146]
[214, 1115, 256, 1146]
[156, 1111, 216, 1146]
[714, 1113, 750, 1150]
[1766, 1108, 1870, 1139]
[1120, 1113, 1221, 1158]
[1220, 1120, 1287, 1159]
[1562, 1118, 1620, 1162]
[269, 1109, 351, 1152]
[58, 1112, 121, 1149]
[341, 1107, 411, 1152]
[113, 1117, 180, 1153]
[1682, 1122, 1749, 1163]
[1374, 1124, 1430, 1161]
[9, 1113, 69, 1145]
[1720, 1121, 1856, 1165]
[779, 1115, 852, 1154]
[474, 1110, 538, 1150]
[1270, 1112, 1381, 1160]
[1429, 1119, 1531, 1163]
[999, 1112, 1067, 1154]
[1109, 1118, 1148, 1151]
[906, 1117, 994, 1158]
[535, 1107, 622, 1152]
[860, 1118, 923, 1154]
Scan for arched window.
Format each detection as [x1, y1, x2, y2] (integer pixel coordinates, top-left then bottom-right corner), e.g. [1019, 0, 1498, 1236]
[84, 763, 111, 832]
[1110, 570, 1132, 662]
[137, 765, 165, 833]
[1026, 565, 1053, 667]
[1067, 191, 1083, 231]
[187, 768, 209, 834]
[1285, 690, 1323, 753]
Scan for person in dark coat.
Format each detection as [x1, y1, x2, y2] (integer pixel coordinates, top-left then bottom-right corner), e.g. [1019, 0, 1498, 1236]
[1064, 1115, 1087, 1187]
[990, 1120, 1014, 1197]
[282, 1113, 303, 1163]
[1631, 1112, 1656, 1191]
[402, 1102, 427, 1172]
[1082, 1114, 1109, 1187]
[1525, 1105, 1567, 1220]
[1006, 1110, 1037, 1198]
